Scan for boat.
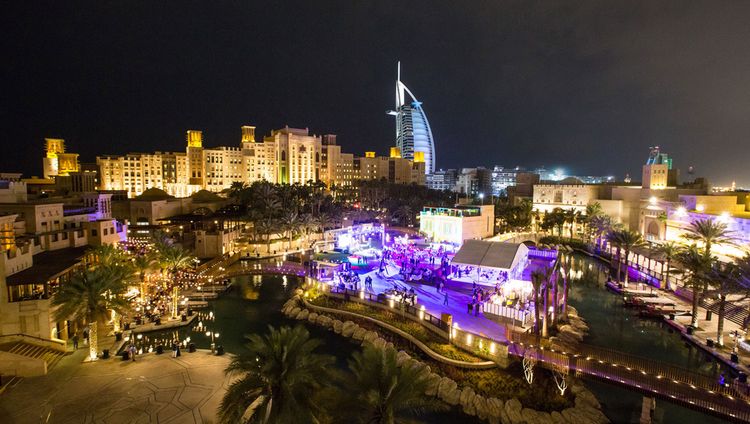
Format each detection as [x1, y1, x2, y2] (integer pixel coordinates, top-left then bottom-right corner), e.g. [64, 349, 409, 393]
[624, 296, 676, 309]
[638, 304, 686, 319]
[607, 281, 658, 297]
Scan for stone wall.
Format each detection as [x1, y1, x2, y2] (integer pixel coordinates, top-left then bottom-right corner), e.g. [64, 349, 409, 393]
[282, 294, 609, 424]
[0, 350, 47, 377]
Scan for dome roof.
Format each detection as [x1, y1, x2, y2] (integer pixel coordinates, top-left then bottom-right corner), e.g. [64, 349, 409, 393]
[135, 188, 172, 200]
[191, 189, 223, 202]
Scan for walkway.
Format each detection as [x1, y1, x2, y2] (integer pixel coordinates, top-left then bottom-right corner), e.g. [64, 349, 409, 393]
[360, 265, 510, 342]
[0, 348, 232, 424]
[215, 256, 750, 422]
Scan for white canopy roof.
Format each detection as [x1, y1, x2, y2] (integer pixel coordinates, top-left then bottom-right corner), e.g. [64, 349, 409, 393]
[452, 240, 529, 271]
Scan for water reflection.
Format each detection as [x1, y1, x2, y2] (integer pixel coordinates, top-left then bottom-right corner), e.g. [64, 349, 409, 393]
[564, 253, 727, 424]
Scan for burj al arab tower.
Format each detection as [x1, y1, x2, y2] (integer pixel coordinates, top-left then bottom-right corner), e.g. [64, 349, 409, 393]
[387, 62, 436, 174]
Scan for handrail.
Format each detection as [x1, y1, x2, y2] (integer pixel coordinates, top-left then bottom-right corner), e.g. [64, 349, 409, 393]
[302, 300, 496, 369]
[0, 333, 65, 346]
[209, 261, 750, 422]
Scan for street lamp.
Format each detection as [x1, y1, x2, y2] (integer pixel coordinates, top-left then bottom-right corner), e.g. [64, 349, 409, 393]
[206, 331, 220, 353]
[479, 193, 485, 205]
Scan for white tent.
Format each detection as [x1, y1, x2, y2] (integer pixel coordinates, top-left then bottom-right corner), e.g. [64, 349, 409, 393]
[452, 240, 529, 273]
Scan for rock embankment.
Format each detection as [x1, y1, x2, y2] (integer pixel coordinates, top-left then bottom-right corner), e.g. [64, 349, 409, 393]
[282, 294, 608, 424]
[549, 306, 590, 353]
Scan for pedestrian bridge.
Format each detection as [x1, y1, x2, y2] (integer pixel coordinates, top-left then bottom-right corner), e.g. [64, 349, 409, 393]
[508, 331, 750, 423]
[203, 256, 750, 423]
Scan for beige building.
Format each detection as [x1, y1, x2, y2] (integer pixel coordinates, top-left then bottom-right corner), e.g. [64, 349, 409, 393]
[0, 173, 28, 203]
[352, 151, 426, 185]
[263, 127, 323, 184]
[0, 194, 127, 345]
[419, 205, 495, 244]
[94, 126, 426, 198]
[42, 138, 80, 180]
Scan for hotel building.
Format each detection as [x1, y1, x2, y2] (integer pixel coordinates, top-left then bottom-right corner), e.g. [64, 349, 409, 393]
[95, 126, 425, 198]
[387, 63, 436, 174]
[419, 205, 495, 244]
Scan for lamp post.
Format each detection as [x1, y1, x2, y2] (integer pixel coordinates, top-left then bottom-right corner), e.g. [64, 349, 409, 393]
[479, 193, 485, 205]
[206, 330, 220, 353]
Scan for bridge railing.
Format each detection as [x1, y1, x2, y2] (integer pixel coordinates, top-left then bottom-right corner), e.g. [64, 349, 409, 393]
[574, 354, 750, 422]
[206, 261, 750, 422]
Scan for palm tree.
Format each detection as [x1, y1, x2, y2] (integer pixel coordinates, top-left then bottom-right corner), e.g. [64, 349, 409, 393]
[583, 203, 603, 242]
[158, 245, 195, 278]
[52, 266, 131, 360]
[683, 218, 735, 259]
[676, 245, 713, 328]
[539, 265, 555, 337]
[617, 230, 644, 287]
[558, 254, 572, 320]
[88, 243, 128, 268]
[605, 230, 624, 283]
[653, 241, 680, 291]
[281, 209, 300, 250]
[391, 205, 414, 227]
[590, 214, 613, 251]
[340, 345, 446, 423]
[228, 181, 248, 205]
[218, 325, 334, 424]
[563, 209, 577, 240]
[707, 260, 742, 346]
[132, 252, 158, 302]
[530, 269, 547, 336]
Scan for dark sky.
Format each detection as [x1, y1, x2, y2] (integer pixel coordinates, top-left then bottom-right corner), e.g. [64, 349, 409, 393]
[2, 1, 749, 186]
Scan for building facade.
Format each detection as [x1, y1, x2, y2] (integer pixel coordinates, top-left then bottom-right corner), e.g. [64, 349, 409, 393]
[95, 126, 425, 197]
[419, 205, 495, 244]
[387, 63, 436, 174]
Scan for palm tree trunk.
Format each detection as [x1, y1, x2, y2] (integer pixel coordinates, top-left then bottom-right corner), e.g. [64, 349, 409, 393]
[112, 311, 120, 333]
[89, 321, 98, 360]
[563, 275, 570, 319]
[534, 290, 540, 336]
[615, 247, 622, 283]
[690, 288, 700, 328]
[665, 259, 671, 291]
[542, 284, 549, 337]
[718, 295, 726, 346]
[624, 249, 630, 287]
[552, 275, 559, 326]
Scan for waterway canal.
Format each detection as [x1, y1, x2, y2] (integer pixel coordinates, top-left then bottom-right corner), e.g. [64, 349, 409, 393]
[565, 252, 728, 424]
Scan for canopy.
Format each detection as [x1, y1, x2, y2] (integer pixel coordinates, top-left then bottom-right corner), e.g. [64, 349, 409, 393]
[452, 240, 529, 271]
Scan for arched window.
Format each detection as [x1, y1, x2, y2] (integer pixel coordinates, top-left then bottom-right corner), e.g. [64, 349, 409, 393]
[281, 150, 286, 161]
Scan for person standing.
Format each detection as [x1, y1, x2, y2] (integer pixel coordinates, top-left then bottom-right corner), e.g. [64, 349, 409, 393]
[443, 291, 449, 306]
[71, 333, 79, 350]
[129, 344, 137, 362]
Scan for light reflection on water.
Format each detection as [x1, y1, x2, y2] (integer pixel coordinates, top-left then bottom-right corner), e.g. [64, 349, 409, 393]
[565, 253, 727, 424]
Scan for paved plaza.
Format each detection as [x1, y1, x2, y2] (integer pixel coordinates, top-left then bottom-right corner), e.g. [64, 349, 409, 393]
[359, 264, 512, 342]
[0, 348, 232, 424]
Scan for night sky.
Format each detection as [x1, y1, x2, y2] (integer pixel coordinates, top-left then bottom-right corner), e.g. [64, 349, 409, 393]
[2, 1, 749, 186]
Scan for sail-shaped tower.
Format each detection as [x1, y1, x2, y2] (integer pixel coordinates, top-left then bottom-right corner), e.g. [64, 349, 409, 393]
[387, 62, 436, 174]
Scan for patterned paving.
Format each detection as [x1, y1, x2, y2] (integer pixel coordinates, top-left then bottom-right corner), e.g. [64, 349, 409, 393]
[0, 349, 232, 424]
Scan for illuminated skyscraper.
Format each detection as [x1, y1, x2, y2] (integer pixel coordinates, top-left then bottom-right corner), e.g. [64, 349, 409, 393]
[388, 62, 436, 174]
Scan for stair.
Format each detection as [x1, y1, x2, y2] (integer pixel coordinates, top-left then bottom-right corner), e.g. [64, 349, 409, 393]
[699, 297, 749, 328]
[4, 342, 66, 372]
[0, 375, 23, 395]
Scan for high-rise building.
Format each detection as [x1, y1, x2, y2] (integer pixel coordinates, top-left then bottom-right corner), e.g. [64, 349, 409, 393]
[387, 62, 436, 174]
[426, 169, 458, 191]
